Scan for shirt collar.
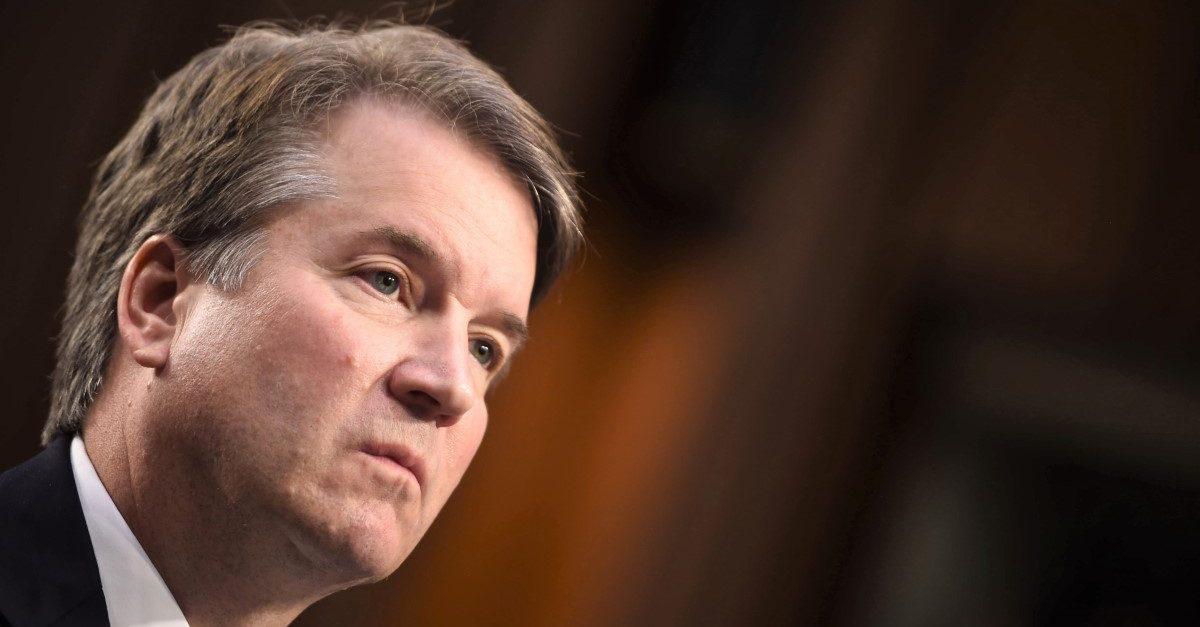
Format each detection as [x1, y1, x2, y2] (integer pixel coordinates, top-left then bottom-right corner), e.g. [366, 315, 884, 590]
[70, 435, 190, 626]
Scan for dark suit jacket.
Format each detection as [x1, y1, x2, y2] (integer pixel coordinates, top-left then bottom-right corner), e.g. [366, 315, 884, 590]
[0, 437, 109, 626]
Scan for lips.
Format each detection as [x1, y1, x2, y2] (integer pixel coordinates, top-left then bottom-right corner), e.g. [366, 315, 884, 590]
[361, 442, 426, 489]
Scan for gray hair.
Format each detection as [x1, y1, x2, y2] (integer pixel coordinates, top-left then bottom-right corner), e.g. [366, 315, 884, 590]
[44, 20, 584, 444]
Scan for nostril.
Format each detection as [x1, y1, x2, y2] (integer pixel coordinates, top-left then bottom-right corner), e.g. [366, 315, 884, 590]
[401, 389, 441, 420]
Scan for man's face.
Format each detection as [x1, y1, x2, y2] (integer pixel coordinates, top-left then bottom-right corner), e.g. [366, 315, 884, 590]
[156, 100, 537, 585]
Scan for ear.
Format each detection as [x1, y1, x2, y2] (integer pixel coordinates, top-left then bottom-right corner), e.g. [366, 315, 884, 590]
[117, 234, 195, 370]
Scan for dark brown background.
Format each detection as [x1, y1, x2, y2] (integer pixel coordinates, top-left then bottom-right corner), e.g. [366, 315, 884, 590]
[2, 0, 1198, 624]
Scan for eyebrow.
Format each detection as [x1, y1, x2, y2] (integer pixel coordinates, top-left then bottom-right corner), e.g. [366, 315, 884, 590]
[363, 226, 531, 351]
[371, 226, 451, 272]
[499, 312, 530, 352]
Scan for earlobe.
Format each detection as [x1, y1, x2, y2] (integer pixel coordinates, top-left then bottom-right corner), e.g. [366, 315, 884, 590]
[117, 234, 192, 370]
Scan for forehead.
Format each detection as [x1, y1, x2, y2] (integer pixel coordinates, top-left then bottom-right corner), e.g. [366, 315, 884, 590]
[280, 99, 539, 314]
[321, 99, 518, 200]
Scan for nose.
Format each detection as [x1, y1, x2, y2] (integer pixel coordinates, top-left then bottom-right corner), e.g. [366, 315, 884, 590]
[387, 317, 477, 426]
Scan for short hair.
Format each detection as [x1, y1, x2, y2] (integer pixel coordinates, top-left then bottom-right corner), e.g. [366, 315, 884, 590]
[43, 20, 584, 444]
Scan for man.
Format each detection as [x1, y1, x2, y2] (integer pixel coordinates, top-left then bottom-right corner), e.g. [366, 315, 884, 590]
[0, 20, 582, 626]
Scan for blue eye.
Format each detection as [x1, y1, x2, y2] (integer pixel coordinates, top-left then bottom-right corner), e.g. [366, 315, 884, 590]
[469, 338, 498, 368]
[369, 270, 401, 296]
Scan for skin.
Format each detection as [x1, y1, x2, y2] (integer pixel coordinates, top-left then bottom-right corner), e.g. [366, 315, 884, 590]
[82, 99, 538, 625]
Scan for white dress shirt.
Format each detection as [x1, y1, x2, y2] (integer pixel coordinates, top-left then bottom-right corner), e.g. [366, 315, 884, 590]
[70, 436, 190, 626]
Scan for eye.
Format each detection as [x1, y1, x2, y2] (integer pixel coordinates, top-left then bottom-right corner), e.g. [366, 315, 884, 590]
[368, 270, 402, 296]
[469, 338, 500, 369]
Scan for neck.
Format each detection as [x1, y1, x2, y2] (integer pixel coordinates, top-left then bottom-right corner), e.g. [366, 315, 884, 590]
[81, 370, 335, 626]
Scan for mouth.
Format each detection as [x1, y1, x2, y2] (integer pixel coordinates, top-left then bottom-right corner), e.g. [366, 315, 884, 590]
[360, 442, 426, 490]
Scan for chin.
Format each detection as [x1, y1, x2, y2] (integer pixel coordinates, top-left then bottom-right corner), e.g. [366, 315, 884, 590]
[332, 545, 409, 586]
[286, 498, 419, 586]
[340, 529, 415, 584]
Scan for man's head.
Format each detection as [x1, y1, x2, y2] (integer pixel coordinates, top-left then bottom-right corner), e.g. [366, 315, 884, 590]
[46, 20, 582, 444]
[43, 20, 581, 589]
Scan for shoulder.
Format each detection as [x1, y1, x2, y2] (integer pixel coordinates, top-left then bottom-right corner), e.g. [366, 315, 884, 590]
[0, 437, 80, 535]
[0, 437, 108, 627]
[0, 438, 72, 506]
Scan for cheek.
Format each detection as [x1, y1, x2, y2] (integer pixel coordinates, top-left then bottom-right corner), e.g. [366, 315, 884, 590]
[255, 307, 359, 390]
[183, 285, 371, 438]
[442, 411, 489, 485]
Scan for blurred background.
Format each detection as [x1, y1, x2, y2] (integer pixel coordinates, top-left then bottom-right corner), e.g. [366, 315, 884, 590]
[2, 0, 1198, 625]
